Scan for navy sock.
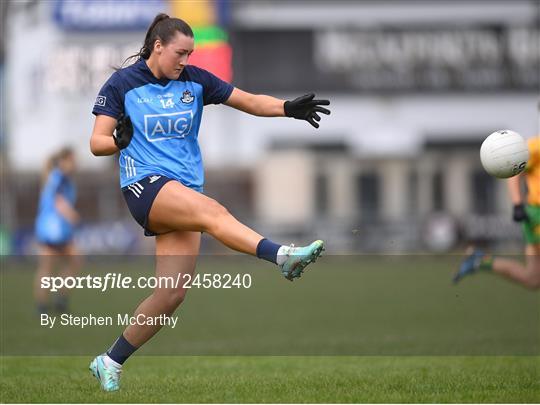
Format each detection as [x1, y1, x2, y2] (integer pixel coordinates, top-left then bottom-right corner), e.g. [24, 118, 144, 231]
[107, 334, 138, 365]
[54, 295, 68, 313]
[256, 238, 281, 264]
[36, 303, 48, 315]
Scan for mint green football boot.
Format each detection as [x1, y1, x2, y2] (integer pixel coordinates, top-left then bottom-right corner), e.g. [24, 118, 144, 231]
[279, 240, 325, 281]
[89, 354, 122, 392]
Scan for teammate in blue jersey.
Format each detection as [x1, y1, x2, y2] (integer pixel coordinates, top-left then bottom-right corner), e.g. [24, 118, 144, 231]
[89, 13, 330, 391]
[34, 147, 81, 314]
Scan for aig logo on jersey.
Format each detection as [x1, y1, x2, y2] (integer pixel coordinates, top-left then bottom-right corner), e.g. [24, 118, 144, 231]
[144, 111, 194, 142]
[95, 95, 106, 107]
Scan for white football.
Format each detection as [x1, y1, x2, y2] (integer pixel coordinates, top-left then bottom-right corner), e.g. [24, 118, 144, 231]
[480, 130, 529, 178]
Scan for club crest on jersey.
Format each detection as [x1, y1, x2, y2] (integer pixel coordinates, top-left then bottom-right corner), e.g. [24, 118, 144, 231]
[181, 90, 194, 104]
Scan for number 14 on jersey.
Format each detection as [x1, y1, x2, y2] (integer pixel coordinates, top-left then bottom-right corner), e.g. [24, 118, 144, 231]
[160, 98, 175, 109]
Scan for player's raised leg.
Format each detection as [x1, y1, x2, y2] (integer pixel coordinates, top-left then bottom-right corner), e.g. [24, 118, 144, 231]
[148, 180, 325, 280]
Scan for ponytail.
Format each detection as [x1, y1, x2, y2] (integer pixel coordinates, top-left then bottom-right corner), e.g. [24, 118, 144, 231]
[42, 153, 59, 185]
[42, 147, 74, 185]
[119, 13, 194, 68]
[139, 13, 170, 59]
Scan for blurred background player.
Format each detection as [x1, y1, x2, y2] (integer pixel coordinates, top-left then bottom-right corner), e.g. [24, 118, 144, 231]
[34, 147, 82, 314]
[88, 13, 329, 391]
[455, 135, 540, 289]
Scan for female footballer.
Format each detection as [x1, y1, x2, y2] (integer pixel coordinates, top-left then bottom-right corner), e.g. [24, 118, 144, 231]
[455, 135, 540, 289]
[34, 147, 81, 314]
[89, 13, 330, 391]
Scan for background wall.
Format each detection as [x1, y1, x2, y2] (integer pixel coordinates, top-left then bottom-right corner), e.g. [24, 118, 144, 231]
[1, 0, 539, 254]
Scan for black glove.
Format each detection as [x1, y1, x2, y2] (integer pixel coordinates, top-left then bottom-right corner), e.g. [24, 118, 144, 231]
[113, 113, 133, 150]
[284, 93, 331, 128]
[512, 204, 528, 222]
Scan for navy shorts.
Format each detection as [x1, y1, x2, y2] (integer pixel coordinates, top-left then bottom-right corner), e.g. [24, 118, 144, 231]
[38, 240, 72, 252]
[122, 175, 173, 236]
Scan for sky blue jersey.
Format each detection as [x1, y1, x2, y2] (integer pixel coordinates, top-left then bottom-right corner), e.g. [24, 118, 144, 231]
[92, 60, 234, 191]
[35, 168, 77, 245]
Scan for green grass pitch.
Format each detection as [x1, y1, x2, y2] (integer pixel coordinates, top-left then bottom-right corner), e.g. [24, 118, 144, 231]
[1, 255, 539, 402]
[1, 356, 538, 403]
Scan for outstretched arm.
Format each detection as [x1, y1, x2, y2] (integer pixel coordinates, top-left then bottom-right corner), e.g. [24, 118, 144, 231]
[224, 88, 331, 128]
[224, 88, 285, 117]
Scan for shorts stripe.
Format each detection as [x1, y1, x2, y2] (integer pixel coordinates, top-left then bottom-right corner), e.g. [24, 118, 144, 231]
[127, 184, 141, 198]
[133, 182, 144, 192]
